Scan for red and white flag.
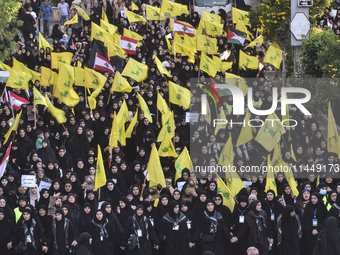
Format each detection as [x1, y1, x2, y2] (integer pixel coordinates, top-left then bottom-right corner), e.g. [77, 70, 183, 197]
[120, 35, 138, 55]
[0, 142, 12, 178]
[2, 87, 9, 104]
[94, 53, 115, 75]
[173, 19, 195, 37]
[9, 92, 30, 111]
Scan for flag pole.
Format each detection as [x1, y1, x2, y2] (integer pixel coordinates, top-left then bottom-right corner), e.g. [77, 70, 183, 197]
[140, 170, 148, 198]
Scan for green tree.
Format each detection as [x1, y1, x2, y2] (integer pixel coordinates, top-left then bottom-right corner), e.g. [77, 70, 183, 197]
[0, 0, 23, 62]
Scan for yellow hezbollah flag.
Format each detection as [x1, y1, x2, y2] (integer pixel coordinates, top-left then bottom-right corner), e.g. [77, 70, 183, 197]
[137, 92, 153, 123]
[183, 34, 197, 53]
[225, 72, 248, 96]
[213, 56, 232, 72]
[74, 64, 85, 86]
[109, 112, 119, 150]
[219, 136, 233, 168]
[200, 53, 217, 77]
[39, 32, 53, 51]
[263, 43, 283, 69]
[235, 21, 253, 41]
[13, 59, 40, 82]
[173, 41, 195, 63]
[148, 143, 166, 187]
[246, 35, 264, 48]
[282, 159, 299, 197]
[95, 145, 107, 190]
[197, 34, 218, 54]
[76, 6, 90, 21]
[157, 91, 171, 124]
[91, 22, 106, 42]
[111, 72, 133, 92]
[33, 87, 47, 106]
[45, 95, 66, 123]
[131, 1, 139, 11]
[0, 61, 11, 72]
[158, 132, 178, 157]
[4, 110, 22, 144]
[146, 5, 165, 20]
[125, 9, 146, 23]
[265, 154, 277, 195]
[328, 102, 340, 155]
[41, 67, 55, 87]
[123, 28, 143, 41]
[175, 147, 193, 181]
[169, 81, 191, 109]
[100, 19, 117, 34]
[6, 68, 30, 90]
[102, 8, 108, 22]
[51, 52, 73, 69]
[153, 54, 172, 78]
[157, 111, 175, 142]
[84, 68, 107, 89]
[117, 100, 129, 124]
[236, 109, 253, 146]
[239, 50, 259, 70]
[216, 175, 236, 212]
[64, 13, 78, 25]
[214, 107, 227, 136]
[255, 113, 286, 151]
[126, 109, 138, 138]
[105, 41, 126, 59]
[232, 7, 250, 25]
[160, 0, 189, 17]
[122, 58, 148, 82]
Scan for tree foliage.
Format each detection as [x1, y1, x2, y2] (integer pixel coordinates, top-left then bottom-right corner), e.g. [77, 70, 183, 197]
[0, 0, 23, 62]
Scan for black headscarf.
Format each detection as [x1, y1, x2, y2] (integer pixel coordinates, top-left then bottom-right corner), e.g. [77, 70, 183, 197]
[76, 232, 94, 255]
[313, 216, 340, 255]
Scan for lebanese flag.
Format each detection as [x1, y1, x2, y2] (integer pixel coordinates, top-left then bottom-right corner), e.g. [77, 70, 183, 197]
[328, 19, 334, 29]
[9, 92, 30, 111]
[173, 20, 195, 37]
[227, 27, 246, 45]
[0, 142, 12, 178]
[94, 53, 115, 75]
[120, 35, 138, 55]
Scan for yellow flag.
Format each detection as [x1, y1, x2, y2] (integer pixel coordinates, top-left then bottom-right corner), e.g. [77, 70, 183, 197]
[169, 81, 191, 109]
[200, 54, 217, 77]
[64, 13, 78, 25]
[246, 35, 264, 48]
[199, 13, 223, 37]
[157, 91, 171, 124]
[173, 41, 195, 63]
[84, 68, 107, 89]
[33, 87, 47, 106]
[328, 102, 340, 155]
[100, 19, 117, 34]
[4, 110, 22, 144]
[239, 50, 259, 70]
[39, 32, 53, 51]
[235, 21, 252, 41]
[137, 92, 153, 123]
[13, 59, 40, 82]
[105, 41, 126, 59]
[160, 0, 189, 17]
[76, 6, 90, 21]
[117, 117, 126, 147]
[255, 113, 286, 151]
[126, 109, 138, 138]
[146, 5, 165, 20]
[111, 72, 133, 92]
[232, 7, 250, 25]
[131, 1, 139, 11]
[158, 132, 178, 157]
[225, 72, 248, 96]
[0, 61, 11, 72]
[216, 175, 236, 212]
[219, 136, 234, 168]
[109, 112, 119, 151]
[214, 107, 227, 135]
[153, 55, 172, 78]
[6, 68, 30, 90]
[157, 111, 175, 142]
[102, 8, 108, 22]
[281, 104, 290, 131]
[88, 85, 105, 110]
[51, 52, 73, 69]
[45, 95, 67, 123]
[148, 144, 166, 187]
[213, 56, 232, 72]
[175, 147, 193, 181]
[122, 58, 148, 82]
[310, 27, 323, 35]
[91, 22, 106, 42]
[282, 160, 299, 197]
[183, 34, 197, 53]
[40, 67, 55, 87]
[263, 43, 283, 69]
[265, 154, 277, 195]
[197, 34, 218, 54]
[117, 100, 129, 123]
[123, 28, 143, 41]
[236, 109, 253, 146]
[165, 35, 173, 54]
[202, 11, 221, 24]
[74, 65, 85, 86]
[95, 145, 107, 190]
[125, 9, 146, 23]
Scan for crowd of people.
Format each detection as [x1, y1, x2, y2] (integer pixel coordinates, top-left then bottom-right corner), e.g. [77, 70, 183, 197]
[0, 0, 340, 255]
